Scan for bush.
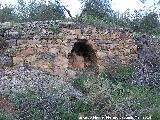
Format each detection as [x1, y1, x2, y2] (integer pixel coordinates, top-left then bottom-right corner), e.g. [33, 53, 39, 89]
[150, 27, 160, 36]
[48, 26, 59, 34]
[0, 111, 13, 120]
[1, 66, 159, 119]
[56, 100, 91, 120]
[71, 67, 160, 117]
[72, 77, 89, 93]
[113, 66, 135, 83]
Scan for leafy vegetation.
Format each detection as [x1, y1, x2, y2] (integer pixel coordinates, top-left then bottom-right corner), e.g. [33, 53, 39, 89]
[0, 0, 65, 22]
[0, 66, 160, 119]
[56, 100, 91, 120]
[48, 26, 59, 34]
[72, 77, 89, 93]
[0, 0, 159, 36]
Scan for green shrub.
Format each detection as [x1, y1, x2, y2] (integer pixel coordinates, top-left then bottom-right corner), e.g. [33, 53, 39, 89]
[56, 100, 91, 120]
[12, 89, 38, 104]
[114, 66, 134, 81]
[57, 106, 78, 120]
[83, 15, 97, 25]
[111, 83, 160, 117]
[0, 112, 12, 120]
[72, 77, 89, 93]
[150, 27, 160, 36]
[11, 89, 40, 119]
[48, 26, 59, 34]
[23, 107, 43, 120]
[72, 100, 91, 114]
[75, 68, 160, 117]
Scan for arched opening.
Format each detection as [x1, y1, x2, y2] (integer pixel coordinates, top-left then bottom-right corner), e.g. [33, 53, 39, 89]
[68, 39, 97, 69]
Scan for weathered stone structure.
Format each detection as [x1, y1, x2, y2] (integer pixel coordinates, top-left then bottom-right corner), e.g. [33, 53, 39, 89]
[0, 21, 137, 78]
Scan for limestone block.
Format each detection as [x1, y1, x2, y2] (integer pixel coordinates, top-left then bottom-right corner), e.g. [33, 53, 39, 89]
[33, 35, 41, 43]
[74, 29, 81, 35]
[117, 43, 125, 50]
[89, 33, 98, 40]
[13, 56, 24, 65]
[36, 46, 49, 53]
[125, 39, 134, 44]
[17, 39, 27, 46]
[123, 49, 131, 56]
[125, 32, 133, 38]
[109, 44, 116, 50]
[65, 35, 77, 40]
[80, 35, 88, 39]
[97, 51, 106, 58]
[25, 55, 38, 64]
[107, 50, 114, 59]
[22, 47, 35, 57]
[49, 48, 59, 55]
[48, 40, 53, 44]
[69, 29, 76, 35]
[54, 56, 69, 75]
[130, 45, 137, 54]
[111, 32, 119, 39]
[129, 54, 137, 59]
[97, 60, 108, 71]
[33, 60, 53, 70]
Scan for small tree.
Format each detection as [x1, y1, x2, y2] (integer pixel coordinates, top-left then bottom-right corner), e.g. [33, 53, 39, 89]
[0, 4, 16, 23]
[80, 0, 112, 20]
[140, 12, 159, 34]
[16, 0, 65, 22]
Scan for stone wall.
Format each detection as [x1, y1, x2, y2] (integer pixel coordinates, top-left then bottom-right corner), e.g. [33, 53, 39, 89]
[1, 21, 137, 77]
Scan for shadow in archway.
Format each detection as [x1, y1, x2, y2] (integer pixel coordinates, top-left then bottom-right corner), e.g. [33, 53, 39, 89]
[68, 39, 97, 70]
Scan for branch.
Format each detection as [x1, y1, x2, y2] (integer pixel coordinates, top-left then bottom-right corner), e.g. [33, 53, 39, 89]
[55, 0, 74, 20]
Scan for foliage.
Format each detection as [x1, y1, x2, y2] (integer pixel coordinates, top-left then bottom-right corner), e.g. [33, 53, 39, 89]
[1, 65, 160, 119]
[151, 27, 160, 36]
[48, 26, 59, 33]
[72, 77, 89, 93]
[113, 66, 135, 83]
[17, 0, 65, 22]
[80, 0, 112, 19]
[0, 5, 16, 23]
[56, 99, 91, 120]
[0, 111, 13, 120]
[140, 12, 159, 34]
[70, 66, 160, 117]
[0, 0, 65, 22]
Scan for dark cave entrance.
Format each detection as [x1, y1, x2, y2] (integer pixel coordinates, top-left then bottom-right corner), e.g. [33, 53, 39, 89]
[68, 39, 97, 69]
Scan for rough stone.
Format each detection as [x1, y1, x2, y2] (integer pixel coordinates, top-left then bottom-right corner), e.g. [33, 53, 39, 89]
[13, 56, 24, 65]
[22, 47, 35, 57]
[0, 54, 13, 68]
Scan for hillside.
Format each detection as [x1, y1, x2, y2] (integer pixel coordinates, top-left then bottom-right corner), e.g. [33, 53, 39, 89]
[0, 20, 160, 119]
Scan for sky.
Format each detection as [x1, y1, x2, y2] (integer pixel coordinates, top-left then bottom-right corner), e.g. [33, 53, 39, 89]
[0, 0, 159, 17]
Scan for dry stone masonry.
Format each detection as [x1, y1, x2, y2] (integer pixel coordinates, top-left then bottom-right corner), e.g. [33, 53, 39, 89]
[0, 21, 137, 78]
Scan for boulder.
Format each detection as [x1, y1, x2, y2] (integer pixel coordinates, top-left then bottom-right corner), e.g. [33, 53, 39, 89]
[0, 53, 13, 68]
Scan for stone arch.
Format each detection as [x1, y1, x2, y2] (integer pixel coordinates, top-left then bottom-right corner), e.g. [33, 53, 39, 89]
[68, 39, 97, 69]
